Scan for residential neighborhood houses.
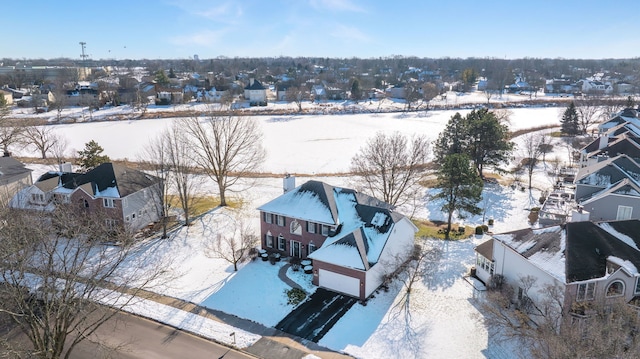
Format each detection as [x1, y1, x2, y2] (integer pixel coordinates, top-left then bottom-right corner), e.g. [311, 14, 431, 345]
[476, 107, 640, 340]
[3, 55, 640, 358]
[10, 162, 162, 232]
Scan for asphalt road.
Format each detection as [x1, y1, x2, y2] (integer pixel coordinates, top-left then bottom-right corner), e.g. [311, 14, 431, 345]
[4, 311, 255, 359]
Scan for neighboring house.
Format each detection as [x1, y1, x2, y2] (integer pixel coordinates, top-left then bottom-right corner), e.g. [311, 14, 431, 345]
[386, 84, 406, 99]
[0, 89, 13, 104]
[578, 79, 613, 95]
[11, 163, 162, 232]
[574, 154, 640, 222]
[244, 78, 267, 106]
[475, 220, 640, 317]
[0, 157, 32, 206]
[155, 91, 184, 105]
[597, 108, 640, 135]
[275, 83, 291, 101]
[257, 178, 418, 300]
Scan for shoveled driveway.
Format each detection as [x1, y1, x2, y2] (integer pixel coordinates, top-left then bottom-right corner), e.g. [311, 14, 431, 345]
[275, 288, 358, 342]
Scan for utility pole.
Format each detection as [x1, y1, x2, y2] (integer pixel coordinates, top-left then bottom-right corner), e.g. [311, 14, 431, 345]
[79, 42, 88, 80]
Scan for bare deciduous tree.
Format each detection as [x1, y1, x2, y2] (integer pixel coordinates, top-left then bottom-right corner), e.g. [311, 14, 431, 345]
[574, 98, 601, 135]
[285, 86, 307, 112]
[518, 133, 545, 189]
[0, 206, 170, 359]
[0, 99, 24, 157]
[203, 208, 259, 271]
[22, 122, 64, 159]
[481, 275, 640, 359]
[182, 113, 266, 207]
[350, 132, 430, 207]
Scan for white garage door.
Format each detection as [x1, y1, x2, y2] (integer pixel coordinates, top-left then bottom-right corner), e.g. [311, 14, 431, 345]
[318, 269, 360, 297]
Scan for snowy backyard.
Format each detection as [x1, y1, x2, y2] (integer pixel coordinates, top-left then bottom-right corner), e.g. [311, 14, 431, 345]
[23, 102, 573, 358]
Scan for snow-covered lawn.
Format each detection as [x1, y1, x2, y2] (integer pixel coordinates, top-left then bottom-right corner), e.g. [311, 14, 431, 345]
[20, 105, 572, 358]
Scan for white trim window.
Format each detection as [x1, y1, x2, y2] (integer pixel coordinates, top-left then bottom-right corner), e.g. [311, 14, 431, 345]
[321, 224, 330, 236]
[31, 193, 45, 203]
[103, 198, 115, 208]
[277, 235, 286, 251]
[606, 280, 624, 298]
[576, 282, 596, 301]
[290, 220, 302, 235]
[308, 242, 317, 256]
[105, 219, 117, 231]
[616, 205, 633, 220]
[307, 221, 316, 234]
[476, 255, 494, 275]
[264, 212, 273, 224]
[265, 232, 274, 248]
[276, 215, 285, 227]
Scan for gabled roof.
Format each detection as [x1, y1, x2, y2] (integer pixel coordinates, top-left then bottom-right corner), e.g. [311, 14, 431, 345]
[489, 220, 640, 284]
[35, 163, 159, 198]
[244, 79, 266, 90]
[575, 154, 640, 189]
[0, 157, 32, 185]
[260, 180, 413, 270]
[580, 178, 640, 206]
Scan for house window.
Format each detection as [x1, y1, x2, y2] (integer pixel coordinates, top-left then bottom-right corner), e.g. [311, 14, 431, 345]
[307, 221, 316, 234]
[476, 255, 494, 275]
[132, 213, 136, 220]
[636, 277, 640, 295]
[125, 215, 130, 222]
[576, 282, 596, 301]
[31, 193, 45, 203]
[265, 232, 274, 248]
[264, 212, 273, 224]
[83, 199, 89, 208]
[103, 198, 115, 208]
[616, 205, 633, 220]
[321, 224, 330, 236]
[105, 219, 117, 231]
[276, 215, 285, 227]
[278, 235, 286, 251]
[606, 281, 624, 297]
[290, 220, 302, 235]
[308, 242, 317, 256]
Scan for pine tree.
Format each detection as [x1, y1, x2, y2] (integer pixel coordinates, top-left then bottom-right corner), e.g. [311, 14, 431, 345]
[560, 102, 580, 136]
[351, 78, 362, 102]
[432, 153, 483, 238]
[77, 140, 110, 172]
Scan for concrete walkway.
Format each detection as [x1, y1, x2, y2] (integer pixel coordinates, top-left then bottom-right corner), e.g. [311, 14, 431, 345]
[278, 263, 305, 291]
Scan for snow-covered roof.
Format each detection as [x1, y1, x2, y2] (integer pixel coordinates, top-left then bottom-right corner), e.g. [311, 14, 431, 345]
[260, 180, 411, 270]
[490, 220, 640, 284]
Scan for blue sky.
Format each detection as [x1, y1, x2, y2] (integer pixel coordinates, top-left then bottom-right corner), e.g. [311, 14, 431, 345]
[2, 0, 638, 60]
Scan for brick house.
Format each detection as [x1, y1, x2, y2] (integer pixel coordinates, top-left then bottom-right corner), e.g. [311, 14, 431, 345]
[257, 177, 417, 300]
[11, 163, 162, 232]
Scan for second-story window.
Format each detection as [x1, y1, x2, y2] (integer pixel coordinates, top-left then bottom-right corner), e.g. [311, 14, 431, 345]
[276, 215, 285, 227]
[264, 212, 273, 224]
[307, 222, 316, 234]
[103, 198, 115, 208]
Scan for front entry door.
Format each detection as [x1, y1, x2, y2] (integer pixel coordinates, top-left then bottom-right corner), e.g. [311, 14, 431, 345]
[291, 240, 301, 257]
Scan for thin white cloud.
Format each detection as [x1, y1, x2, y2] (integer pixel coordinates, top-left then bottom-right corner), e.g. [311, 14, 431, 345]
[309, 0, 365, 13]
[167, 1, 243, 22]
[169, 29, 228, 47]
[329, 24, 371, 43]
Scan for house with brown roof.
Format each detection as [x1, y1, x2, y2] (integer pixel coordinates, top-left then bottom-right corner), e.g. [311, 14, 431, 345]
[475, 220, 640, 316]
[11, 163, 162, 232]
[257, 177, 417, 300]
[0, 157, 32, 206]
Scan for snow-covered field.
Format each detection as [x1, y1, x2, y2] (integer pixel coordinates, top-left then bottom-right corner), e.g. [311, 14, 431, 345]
[21, 101, 571, 358]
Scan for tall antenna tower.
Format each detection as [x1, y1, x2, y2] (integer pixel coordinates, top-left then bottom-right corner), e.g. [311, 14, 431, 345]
[79, 42, 88, 80]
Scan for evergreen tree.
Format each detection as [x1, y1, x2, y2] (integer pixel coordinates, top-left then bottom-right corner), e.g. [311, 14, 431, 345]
[154, 69, 170, 86]
[465, 108, 514, 178]
[351, 78, 362, 102]
[434, 109, 513, 178]
[626, 96, 635, 109]
[432, 153, 483, 239]
[77, 140, 110, 172]
[168, 68, 176, 78]
[434, 112, 468, 160]
[560, 102, 580, 136]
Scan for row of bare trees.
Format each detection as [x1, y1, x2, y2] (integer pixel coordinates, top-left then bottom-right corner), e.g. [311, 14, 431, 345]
[0, 205, 171, 359]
